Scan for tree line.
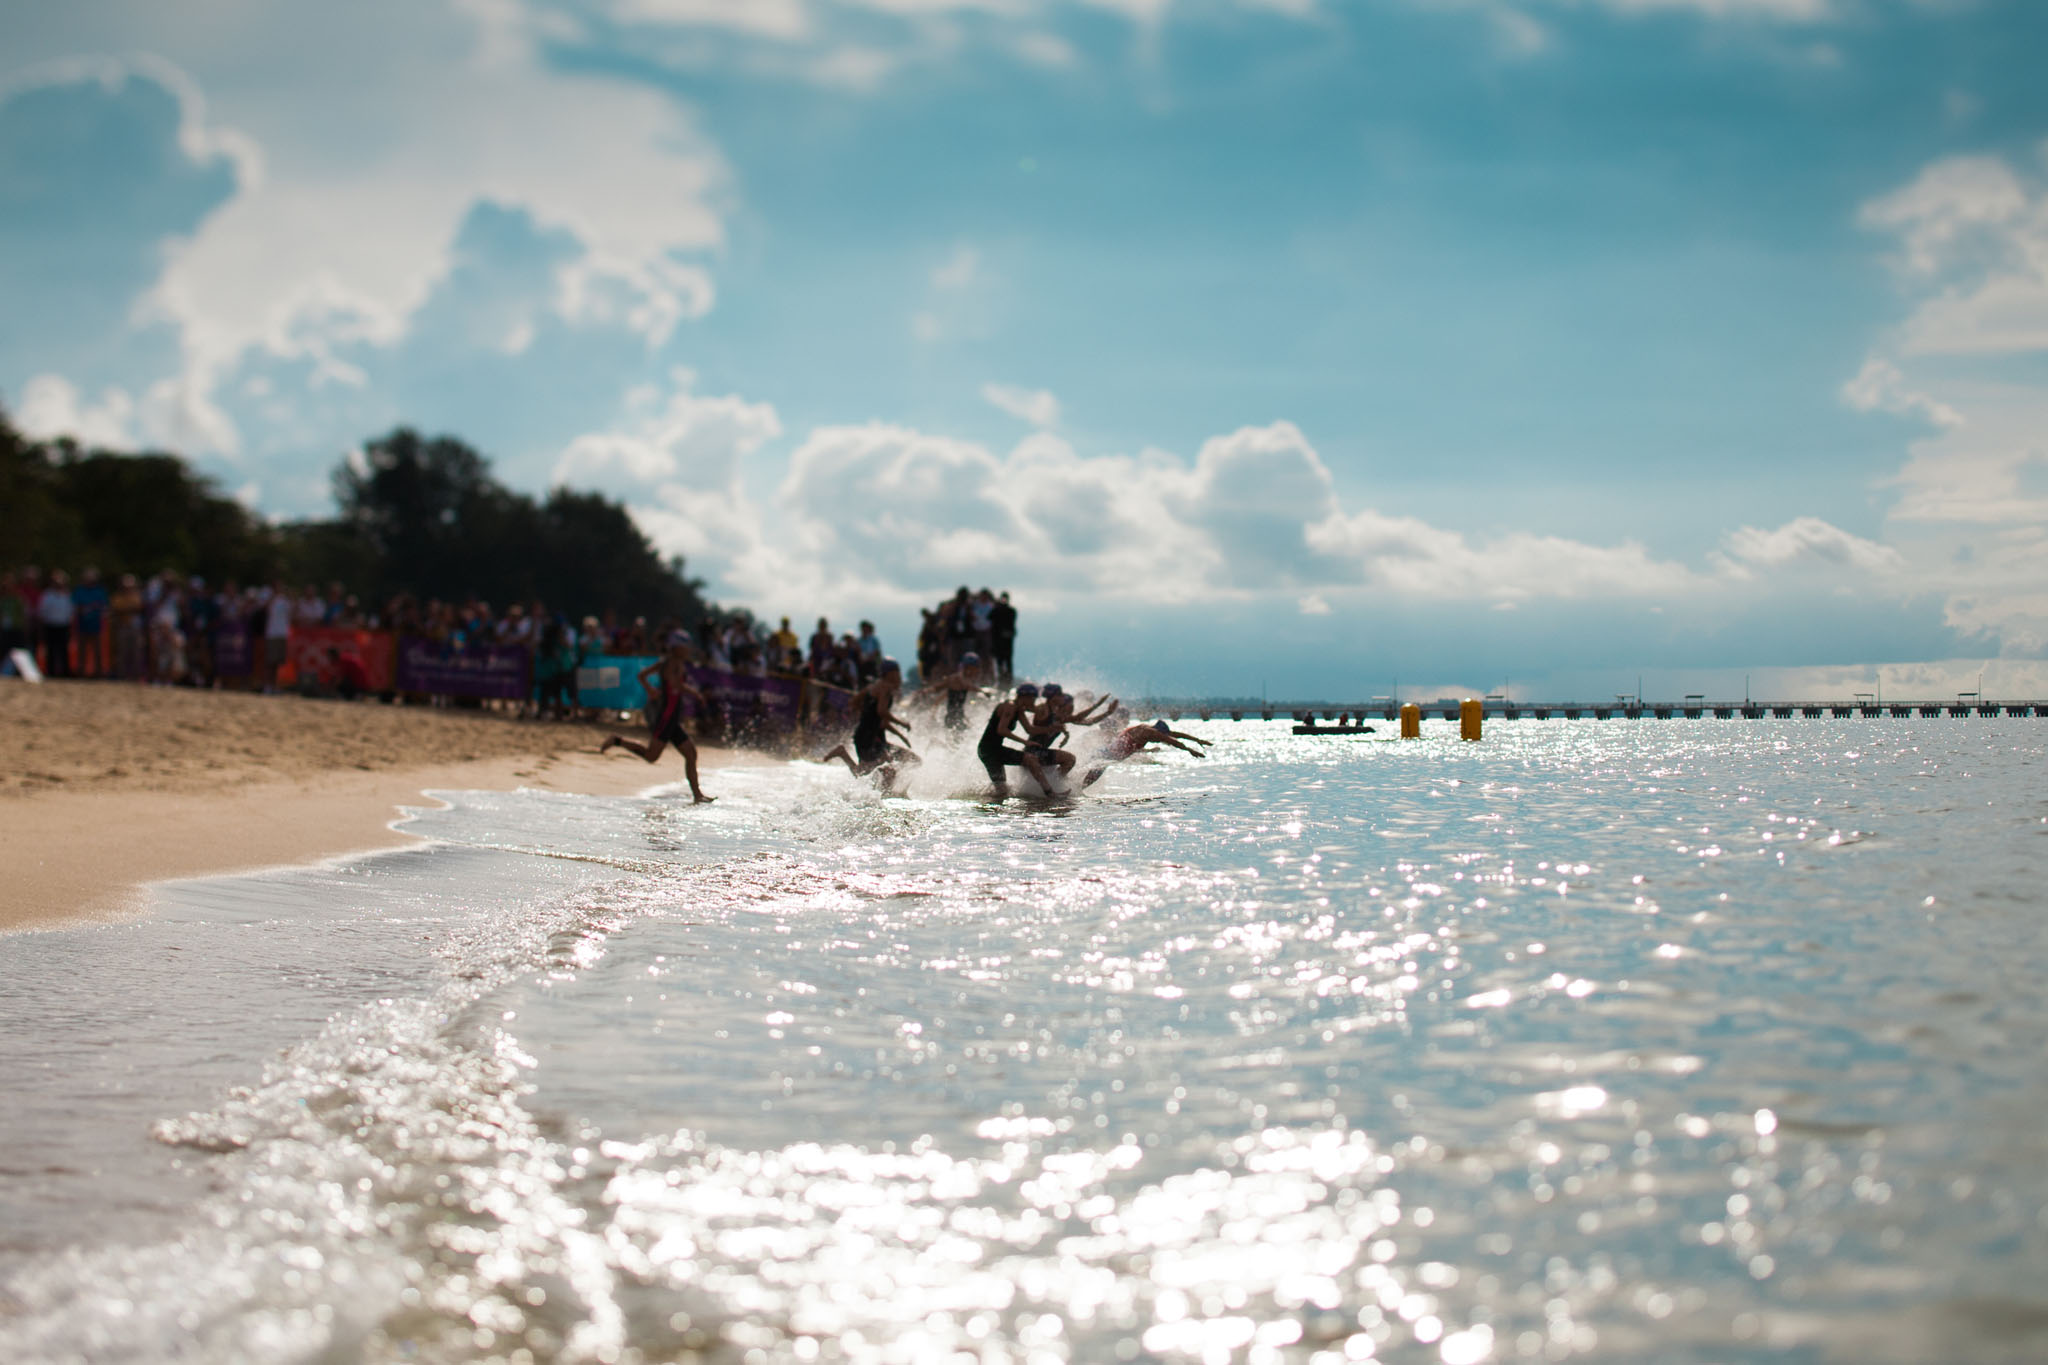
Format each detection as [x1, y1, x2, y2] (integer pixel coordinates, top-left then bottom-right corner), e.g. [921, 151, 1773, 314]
[0, 410, 720, 628]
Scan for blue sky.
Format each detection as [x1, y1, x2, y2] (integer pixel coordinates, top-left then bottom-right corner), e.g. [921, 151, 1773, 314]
[5, 0, 2048, 698]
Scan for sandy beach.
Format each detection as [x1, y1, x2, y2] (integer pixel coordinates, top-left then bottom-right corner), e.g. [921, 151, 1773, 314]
[0, 680, 752, 932]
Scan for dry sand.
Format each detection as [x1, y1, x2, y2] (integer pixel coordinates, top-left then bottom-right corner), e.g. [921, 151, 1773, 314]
[0, 680, 754, 932]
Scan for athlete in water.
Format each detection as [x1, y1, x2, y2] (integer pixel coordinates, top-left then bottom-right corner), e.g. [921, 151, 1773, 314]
[923, 652, 987, 735]
[1081, 719, 1208, 787]
[819, 658, 920, 792]
[599, 644, 713, 802]
[977, 682, 1058, 798]
[1015, 684, 1115, 792]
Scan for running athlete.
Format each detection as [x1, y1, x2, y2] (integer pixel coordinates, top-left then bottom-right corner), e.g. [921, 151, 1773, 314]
[1081, 720, 1208, 787]
[1015, 683, 1101, 790]
[819, 658, 920, 792]
[923, 652, 986, 735]
[977, 682, 1057, 798]
[599, 644, 713, 802]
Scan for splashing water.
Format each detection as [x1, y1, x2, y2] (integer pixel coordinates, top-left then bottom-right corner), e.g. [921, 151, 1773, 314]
[3, 719, 2046, 1363]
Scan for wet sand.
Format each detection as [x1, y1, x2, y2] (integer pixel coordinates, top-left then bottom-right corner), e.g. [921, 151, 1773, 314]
[0, 680, 754, 931]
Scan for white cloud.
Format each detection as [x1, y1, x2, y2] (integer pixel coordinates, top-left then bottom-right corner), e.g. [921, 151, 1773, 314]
[1841, 357, 1963, 428]
[15, 374, 138, 449]
[1712, 516, 1903, 579]
[1859, 155, 2032, 277]
[982, 382, 1061, 427]
[555, 372, 783, 491]
[609, 0, 813, 38]
[1843, 146, 2048, 650]
[5, 1, 731, 459]
[552, 371, 785, 581]
[607, 413, 1900, 619]
[12, 370, 244, 457]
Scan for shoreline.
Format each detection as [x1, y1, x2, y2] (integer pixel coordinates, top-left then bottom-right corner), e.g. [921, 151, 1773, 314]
[0, 682, 764, 934]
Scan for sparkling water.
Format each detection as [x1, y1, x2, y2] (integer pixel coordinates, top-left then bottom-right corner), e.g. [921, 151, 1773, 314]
[3, 719, 2046, 1363]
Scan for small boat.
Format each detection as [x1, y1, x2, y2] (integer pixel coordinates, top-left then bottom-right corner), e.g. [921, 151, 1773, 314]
[1292, 722, 1376, 736]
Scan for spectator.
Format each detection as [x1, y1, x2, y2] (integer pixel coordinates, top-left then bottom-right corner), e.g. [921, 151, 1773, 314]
[263, 582, 295, 692]
[944, 586, 974, 667]
[916, 607, 941, 681]
[111, 574, 146, 679]
[37, 569, 75, 678]
[990, 590, 1017, 683]
[294, 583, 325, 628]
[809, 617, 833, 671]
[186, 577, 218, 685]
[0, 571, 26, 666]
[972, 588, 995, 659]
[73, 568, 109, 678]
[149, 575, 187, 684]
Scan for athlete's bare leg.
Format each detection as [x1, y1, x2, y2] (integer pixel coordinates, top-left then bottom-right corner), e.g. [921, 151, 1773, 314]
[677, 737, 712, 802]
[1021, 753, 1061, 794]
[601, 734, 667, 763]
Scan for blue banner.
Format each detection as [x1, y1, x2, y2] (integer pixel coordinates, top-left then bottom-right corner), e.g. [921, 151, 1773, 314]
[574, 654, 657, 710]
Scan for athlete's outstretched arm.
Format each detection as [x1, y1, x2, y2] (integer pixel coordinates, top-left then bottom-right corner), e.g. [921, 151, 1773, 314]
[1071, 695, 1117, 724]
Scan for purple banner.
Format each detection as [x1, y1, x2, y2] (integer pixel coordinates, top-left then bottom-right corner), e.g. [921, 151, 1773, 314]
[684, 667, 803, 737]
[395, 636, 532, 700]
[212, 621, 253, 678]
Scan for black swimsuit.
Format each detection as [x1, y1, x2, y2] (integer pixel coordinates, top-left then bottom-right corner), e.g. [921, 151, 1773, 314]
[945, 687, 969, 731]
[977, 703, 1028, 782]
[853, 691, 888, 767]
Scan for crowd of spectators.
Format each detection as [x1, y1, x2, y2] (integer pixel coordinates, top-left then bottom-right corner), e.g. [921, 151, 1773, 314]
[1, 565, 1021, 712]
[916, 586, 1017, 684]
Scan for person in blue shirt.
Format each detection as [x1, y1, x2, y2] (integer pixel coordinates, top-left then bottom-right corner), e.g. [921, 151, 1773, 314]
[71, 568, 109, 678]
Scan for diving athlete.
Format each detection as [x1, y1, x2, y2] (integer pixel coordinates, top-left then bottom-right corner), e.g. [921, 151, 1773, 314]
[1081, 720, 1208, 787]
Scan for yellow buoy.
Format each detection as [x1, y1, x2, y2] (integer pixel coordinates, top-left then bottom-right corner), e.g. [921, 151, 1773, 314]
[1399, 703, 1421, 739]
[1460, 697, 1483, 741]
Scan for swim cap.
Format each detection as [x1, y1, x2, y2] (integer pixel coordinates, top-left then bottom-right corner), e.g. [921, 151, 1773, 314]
[1043, 683, 1063, 697]
[1154, 720, 1170, 734]
[961, 652, 980, 666]
[1015, 684, 1039, 699]
[880, 657, 902, 675]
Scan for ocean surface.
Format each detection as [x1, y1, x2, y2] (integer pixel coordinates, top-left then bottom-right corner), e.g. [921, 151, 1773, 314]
[3, 717, 2046, 1364]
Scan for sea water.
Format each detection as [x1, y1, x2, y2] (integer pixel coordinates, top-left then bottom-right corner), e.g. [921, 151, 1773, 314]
[2, 719, 2046, 1363]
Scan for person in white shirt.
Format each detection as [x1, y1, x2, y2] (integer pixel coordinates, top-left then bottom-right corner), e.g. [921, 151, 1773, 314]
[264, 583, 295, 691]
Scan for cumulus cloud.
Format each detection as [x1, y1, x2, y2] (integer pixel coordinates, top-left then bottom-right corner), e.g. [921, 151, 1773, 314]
[608, 0, 813, 38]
[1859, 150, 2048, 357]
[15, 374, 138, 449]
[554, 370, 785, 578]
[1712, 516, 1903, 579]
[1847, 145, 2048, 650]
[981, 382, 1061, 427]
[595, 412, 1907, 622]
[1841, 357, 1962, 428]
[554, 371, 783, 492]
[6, 1, 730, 460]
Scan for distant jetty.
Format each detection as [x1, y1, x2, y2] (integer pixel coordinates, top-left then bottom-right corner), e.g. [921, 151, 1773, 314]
[1141, 699, 2046, 723]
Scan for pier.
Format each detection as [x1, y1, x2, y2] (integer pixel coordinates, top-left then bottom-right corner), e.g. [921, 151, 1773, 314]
[1143, 699, 2047, 723]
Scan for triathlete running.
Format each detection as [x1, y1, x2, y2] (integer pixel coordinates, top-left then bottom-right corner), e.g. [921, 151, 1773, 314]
[599, 643, 714, 803]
